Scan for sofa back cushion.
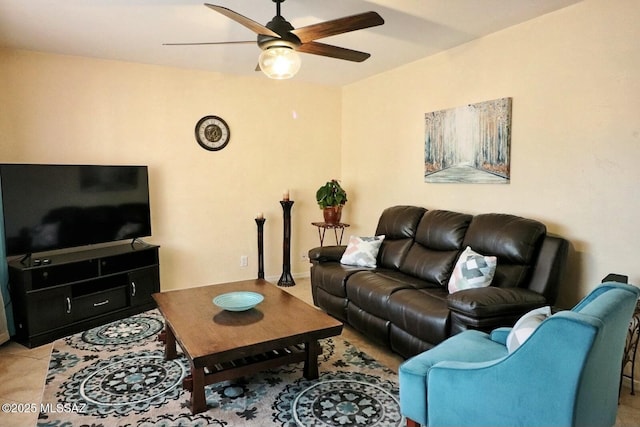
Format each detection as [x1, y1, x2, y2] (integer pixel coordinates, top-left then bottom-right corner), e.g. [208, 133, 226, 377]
[375, 206, 426, 270]
[462, 214, 546, 289]
[399, 210, 472, 286]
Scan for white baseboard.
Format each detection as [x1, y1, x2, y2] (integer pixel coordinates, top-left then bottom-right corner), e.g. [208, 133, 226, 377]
[620, 375, 640, 392]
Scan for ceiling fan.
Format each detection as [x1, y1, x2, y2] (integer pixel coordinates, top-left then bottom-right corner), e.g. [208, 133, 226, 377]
[164, 1, 385, 79]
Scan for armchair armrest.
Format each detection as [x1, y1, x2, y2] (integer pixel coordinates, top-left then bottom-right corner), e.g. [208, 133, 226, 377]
[490, 327, 511, 345]
[308, 245, 347, 264]
[448, 287, 547, 331]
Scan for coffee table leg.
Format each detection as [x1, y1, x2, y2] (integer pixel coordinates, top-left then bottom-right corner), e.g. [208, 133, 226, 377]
[163, 325, 177, 360]
[303, 340, 321, 379]
[190, 364, 207, 414]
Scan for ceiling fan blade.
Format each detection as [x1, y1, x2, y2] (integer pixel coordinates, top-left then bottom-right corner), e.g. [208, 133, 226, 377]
[163, 41, 255, 46]
[297, 41, 371, 62]
[291, 11, 384, 43]
[205, 3, 280, 37]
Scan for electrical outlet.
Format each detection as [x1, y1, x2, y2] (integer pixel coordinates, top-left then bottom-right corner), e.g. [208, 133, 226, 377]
[240, 255, 248, 267]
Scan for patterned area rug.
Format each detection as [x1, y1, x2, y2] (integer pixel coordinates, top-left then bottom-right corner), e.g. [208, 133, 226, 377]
[37, 310, 404, 426]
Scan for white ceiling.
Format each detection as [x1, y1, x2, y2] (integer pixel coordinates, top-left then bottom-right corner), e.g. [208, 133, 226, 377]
[0, 0, 582, 86]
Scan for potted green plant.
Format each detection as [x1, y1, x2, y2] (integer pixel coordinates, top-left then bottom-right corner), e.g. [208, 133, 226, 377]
[316, 179, 348, 224]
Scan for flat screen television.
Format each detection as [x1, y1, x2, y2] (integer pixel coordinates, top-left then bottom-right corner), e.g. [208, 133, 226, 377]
[0, 164, 152, 257]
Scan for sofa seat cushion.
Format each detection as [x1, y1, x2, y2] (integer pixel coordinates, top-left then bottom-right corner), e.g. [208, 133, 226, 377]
[311, 262, 368, 298]
[373, 269, 439, 290]
[388, 288, 451, 345]
[346, 271, 414, 320]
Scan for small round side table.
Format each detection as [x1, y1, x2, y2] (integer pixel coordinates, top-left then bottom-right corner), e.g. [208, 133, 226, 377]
[311, 222, 350, 246]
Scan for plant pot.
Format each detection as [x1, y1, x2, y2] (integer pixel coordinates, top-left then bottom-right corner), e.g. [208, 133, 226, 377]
[323, 205, 343, 224]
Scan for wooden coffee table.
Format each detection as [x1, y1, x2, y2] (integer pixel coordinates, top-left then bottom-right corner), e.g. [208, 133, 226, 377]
[152, 279, 343, 414]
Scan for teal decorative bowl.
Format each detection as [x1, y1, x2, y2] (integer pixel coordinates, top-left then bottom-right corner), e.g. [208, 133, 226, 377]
[213, 291, 264, 311]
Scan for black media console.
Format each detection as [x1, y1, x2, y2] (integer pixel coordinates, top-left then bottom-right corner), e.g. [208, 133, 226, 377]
[8, 241, 160, 348]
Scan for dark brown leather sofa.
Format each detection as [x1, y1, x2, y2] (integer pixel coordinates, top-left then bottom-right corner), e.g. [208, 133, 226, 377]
[309, 205, 569, 359]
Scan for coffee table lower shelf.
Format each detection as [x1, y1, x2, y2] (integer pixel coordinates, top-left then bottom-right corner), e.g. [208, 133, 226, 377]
[159, 329, 323, 414]
[185, 343, 315, 390]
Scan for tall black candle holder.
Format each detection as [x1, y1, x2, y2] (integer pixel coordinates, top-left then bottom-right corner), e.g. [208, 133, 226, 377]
[278, 200, 295, 287]
[255, 217, 266, 279]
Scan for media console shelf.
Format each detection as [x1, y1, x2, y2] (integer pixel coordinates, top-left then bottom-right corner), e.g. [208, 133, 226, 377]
[8, 241, 160, 348]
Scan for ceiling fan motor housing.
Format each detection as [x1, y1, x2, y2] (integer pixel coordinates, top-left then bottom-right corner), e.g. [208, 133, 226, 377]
[258, 15, 301, 50]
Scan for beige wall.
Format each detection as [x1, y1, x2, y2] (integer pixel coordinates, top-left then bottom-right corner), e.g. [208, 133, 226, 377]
[341, 0, 640, 307]
[1, 0, 637, 306]
[0, 49, 342, 290]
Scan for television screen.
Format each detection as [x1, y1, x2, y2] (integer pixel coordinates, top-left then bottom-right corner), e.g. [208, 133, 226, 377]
[0, 164, 152, 257]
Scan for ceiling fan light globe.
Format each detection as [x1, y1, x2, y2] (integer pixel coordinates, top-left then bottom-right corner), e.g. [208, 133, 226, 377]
[258, 46, 301, 79]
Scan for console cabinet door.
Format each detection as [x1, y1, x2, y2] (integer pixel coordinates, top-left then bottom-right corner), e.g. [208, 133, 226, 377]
[26, 287, 73, 335]
[129, 267, 160, 306]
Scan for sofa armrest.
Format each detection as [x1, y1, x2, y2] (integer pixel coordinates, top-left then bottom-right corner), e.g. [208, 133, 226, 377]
[308, 245, 347, 264]
[526, 234, 569, 306]
[447, 287, 547, 331]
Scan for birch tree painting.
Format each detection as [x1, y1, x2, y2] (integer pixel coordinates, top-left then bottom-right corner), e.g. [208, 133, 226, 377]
[424, 97, 512, 183]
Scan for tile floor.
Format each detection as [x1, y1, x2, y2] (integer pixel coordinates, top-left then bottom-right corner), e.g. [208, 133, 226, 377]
[1, 277, 639, 426]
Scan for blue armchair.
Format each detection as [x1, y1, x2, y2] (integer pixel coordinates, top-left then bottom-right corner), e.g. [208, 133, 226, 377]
[399, 282, 640, 427]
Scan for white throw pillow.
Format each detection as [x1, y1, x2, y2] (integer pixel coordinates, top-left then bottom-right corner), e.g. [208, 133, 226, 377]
[506, 306, 552, 353]
[340, 235, 385, 268]
[447, 246, 497, 294]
